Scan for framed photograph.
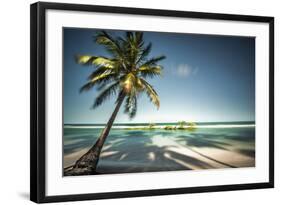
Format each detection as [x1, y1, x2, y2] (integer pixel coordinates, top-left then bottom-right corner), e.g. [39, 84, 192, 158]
[30, 2, 274, 203]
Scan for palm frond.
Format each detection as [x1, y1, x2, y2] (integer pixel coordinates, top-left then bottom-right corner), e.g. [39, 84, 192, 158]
[92, 82, 120, 108]
[135, 32, 144, 46]
[140, 55, 166, 67]
[136, 42, 152, 65]
[77, 31, 164, 118]
[76, 55, 94, 65]
[139, 78, 160, 109]
[79, 81, 95, 93]
[90, 72, 117, 83]
[87, 66, 112, 81]
[76, 55, 115, 68]
[138, 65, 163, 78]
[124, 93, 137, 119]
[124, 32, 145, 67]
[126, 32, 134, 41]
[94, 31, 123, 58]
[80, 72, 118, 93]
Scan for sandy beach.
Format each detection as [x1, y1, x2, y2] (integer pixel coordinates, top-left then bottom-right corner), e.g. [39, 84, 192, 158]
[64, 125, 255, 174]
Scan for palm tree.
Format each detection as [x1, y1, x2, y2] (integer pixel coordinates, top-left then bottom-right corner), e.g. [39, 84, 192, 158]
[178, 121, 187, 129]
[65, 31, 166, 175]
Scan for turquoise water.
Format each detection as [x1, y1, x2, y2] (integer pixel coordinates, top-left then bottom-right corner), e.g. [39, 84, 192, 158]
[64, 122, 255, 174]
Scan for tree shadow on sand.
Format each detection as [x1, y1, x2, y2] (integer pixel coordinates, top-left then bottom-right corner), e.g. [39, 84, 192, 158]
[95, 130, 233, 174]
[64, 128, 255, 175]
[235, 148, 255, 158]
[64, 134, 97, 155]
[174, 132, 255, 158]
[175, 134, 231, 150]
[172, 135, 239, 168]
[96, 142, 217, 174]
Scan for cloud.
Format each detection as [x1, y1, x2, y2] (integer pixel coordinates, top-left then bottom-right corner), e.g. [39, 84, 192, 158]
[174, 64, 198, 78]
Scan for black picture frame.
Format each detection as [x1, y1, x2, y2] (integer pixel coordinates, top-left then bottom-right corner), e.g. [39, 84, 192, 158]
[30, 1, 274, 203]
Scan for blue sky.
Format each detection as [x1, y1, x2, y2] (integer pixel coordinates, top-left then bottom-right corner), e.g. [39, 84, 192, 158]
[63, 28, 255, 124]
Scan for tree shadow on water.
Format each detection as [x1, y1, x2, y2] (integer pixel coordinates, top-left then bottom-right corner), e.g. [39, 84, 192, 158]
[175, 135, 230, 151]
[226, 135, 255, 142]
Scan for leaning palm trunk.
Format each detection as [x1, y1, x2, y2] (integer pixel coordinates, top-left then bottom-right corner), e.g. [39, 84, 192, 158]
[65, 93, 126, 176]
[66, 31, 165, 176]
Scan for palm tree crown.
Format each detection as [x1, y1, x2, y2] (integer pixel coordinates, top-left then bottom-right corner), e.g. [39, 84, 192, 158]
[76, 31, 166, 118]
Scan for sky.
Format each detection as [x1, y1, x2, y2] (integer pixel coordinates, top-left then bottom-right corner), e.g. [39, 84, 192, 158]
[63, 28, 255, 124]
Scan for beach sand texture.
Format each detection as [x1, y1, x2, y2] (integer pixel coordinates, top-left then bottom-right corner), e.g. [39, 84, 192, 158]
[64, 125, 255, 175]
